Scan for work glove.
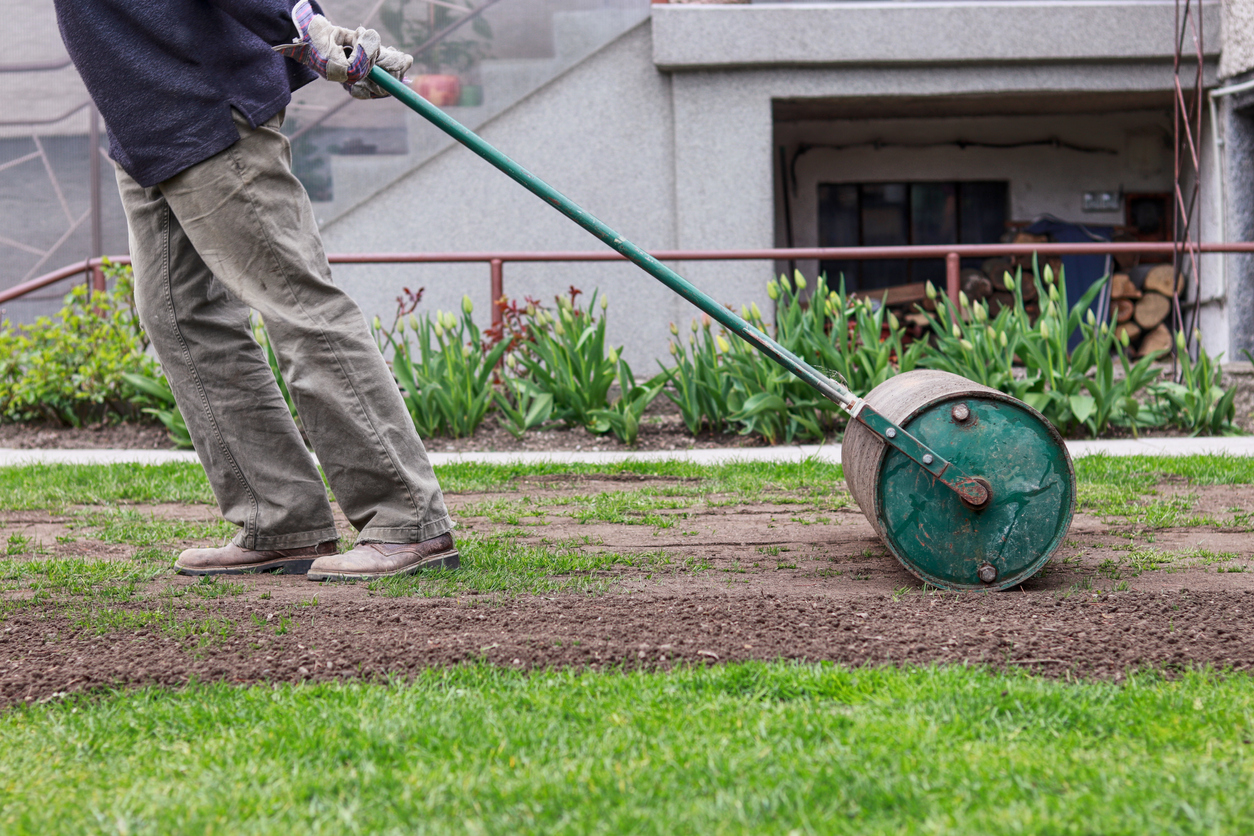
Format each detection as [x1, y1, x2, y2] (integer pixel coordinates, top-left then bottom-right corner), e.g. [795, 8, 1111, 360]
[274, 0, 410, 96]
[343, 45, 413, 100]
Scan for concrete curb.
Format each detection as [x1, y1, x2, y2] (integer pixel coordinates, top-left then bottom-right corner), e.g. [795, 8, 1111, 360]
[3, 436, 1254, 468]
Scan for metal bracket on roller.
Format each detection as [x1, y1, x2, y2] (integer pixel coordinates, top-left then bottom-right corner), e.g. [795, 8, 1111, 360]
[853, 403, 991, 508]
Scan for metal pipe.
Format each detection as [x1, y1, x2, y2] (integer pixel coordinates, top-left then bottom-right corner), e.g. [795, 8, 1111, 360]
[945, 252, 960, 305]
[490, 258, 503, 329]
[13, 242, 1254, 308]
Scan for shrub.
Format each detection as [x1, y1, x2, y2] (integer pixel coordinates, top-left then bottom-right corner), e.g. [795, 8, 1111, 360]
[0, 261, 160, 426]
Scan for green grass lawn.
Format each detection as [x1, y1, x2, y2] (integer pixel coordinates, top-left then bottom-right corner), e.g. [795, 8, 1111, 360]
[1, 664, 1252, 835]
[5, 455, 1254, 833]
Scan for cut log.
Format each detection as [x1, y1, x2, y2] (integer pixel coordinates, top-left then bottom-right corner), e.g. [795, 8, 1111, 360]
[1142, 264, 1183, 297]
[1138, 323, 1173, 357]
[1115, 321, 1142, 344]
[1133, 292, 1172, 330]
[961, 269, 992, 300]
[982, 257, 1014, 287]
[1110, 272, 1142, 300]
[1115, 298, 1135, 323]
[988, 291, 1014, 318]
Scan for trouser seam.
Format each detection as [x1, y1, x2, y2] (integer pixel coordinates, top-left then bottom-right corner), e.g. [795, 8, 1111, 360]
[158, 202, 262, 546]
[224, 138, 424, 525]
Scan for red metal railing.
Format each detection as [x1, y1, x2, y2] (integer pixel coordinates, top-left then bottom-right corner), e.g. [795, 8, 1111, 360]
[5, 242, 1253, 329]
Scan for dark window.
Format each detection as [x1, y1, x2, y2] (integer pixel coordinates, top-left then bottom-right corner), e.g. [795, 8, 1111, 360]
[818, 181, 1008, 291]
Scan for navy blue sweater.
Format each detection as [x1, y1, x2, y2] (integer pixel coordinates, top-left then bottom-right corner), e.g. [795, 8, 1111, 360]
[55, 0, 324, 187]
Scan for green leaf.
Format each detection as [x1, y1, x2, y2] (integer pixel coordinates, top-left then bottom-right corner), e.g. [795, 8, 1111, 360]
[1069, 394, 1097, 425]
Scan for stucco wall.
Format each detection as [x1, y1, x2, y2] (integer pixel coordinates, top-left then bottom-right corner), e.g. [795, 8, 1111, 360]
[1222, 0, 1254, 79]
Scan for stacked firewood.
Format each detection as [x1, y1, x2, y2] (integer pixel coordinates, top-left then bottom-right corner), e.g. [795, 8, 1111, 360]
[856, 232, 1181, 356]
[1109, 264, 1180, 357]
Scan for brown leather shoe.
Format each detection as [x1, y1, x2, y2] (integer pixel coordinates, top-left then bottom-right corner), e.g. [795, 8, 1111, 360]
[175, 540, 338, 576]
[306, 533, 459, 582]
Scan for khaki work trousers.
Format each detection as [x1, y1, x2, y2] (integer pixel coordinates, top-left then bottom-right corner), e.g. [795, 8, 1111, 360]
[116, 109, 452, 550]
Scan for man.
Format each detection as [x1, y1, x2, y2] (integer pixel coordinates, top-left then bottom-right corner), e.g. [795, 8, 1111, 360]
[54, 0, 458, 581]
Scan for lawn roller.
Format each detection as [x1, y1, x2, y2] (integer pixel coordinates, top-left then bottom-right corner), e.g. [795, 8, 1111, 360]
[369, 67, 1075, 591]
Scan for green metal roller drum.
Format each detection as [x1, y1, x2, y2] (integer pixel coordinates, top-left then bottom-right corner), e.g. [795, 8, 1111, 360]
[844, 371, 1075, 590]
[369, 67, 1076, 590]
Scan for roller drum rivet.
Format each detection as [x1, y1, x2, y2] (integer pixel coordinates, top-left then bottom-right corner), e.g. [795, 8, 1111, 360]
[977, 563, 997, 584]
[952, 403, 971, 422]
[885, 428, 896, 439]
[922, 454, 934, 465]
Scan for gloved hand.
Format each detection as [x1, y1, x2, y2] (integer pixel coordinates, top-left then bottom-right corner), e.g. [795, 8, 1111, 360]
[343, 45, 414, 100]
[273, 0, 382, 86]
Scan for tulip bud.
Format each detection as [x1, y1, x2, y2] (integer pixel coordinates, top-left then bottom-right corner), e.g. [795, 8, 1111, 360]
[1003, 273, 1016, 292]
[506, 353, 518, 369]
[601, 296, 608, 311]
[1040, 321, 1049, 339]
[1120, 328, 1130, 347]
[960, 339, 974, 352]
[607, 347, 619, 365]
[1046, 302, 1058, 320]
[1048, 284, 1059, 303]
[780, 274, 792, 292]
[1175, 329, 1186, 352]
[554, 320, 565, 337]
[526, 304, 536, 317]
[669, 340, 679, 356]
[396, 317, 406, 333]
[751, 302, 762, 321]
[794, 272, 807, 290]
[958, 291, 969, 309]
[741, 304, 750, 319]
[372, 315, 382, 331]
[433, 323, 444, 339]
[925, 281, 937, 301]
[716, 335, 730, 353]
[887, 312, 899, 331]
[408, 314, 419, 332]
[462, 295, 474, 315]
[1086, 309, 1096, 326]
[462, 345, 471, 359]
[973, 303, 986, 323]
[670, 322, 679, 336]
[702, 314, 711, 330]
[999, 331, 1008, 348]
[691, 319, 699, 333]
[766, 280, 780, 301]
[1043, 264, 1054, 284]
[951, 324, 962, 339]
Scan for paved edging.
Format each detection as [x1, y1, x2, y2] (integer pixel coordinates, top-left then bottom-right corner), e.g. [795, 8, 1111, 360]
[3, 436, 1254, 468]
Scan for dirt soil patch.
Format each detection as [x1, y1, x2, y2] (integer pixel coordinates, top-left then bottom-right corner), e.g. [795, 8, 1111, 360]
[4, 477, 1254, 706]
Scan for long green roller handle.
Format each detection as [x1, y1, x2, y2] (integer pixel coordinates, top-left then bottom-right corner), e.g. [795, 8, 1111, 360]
[369, 67, 989, 507]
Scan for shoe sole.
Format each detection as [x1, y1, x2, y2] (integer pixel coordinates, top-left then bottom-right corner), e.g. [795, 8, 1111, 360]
[307, 550, 460, 582]
[175, 557, 319, 577]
